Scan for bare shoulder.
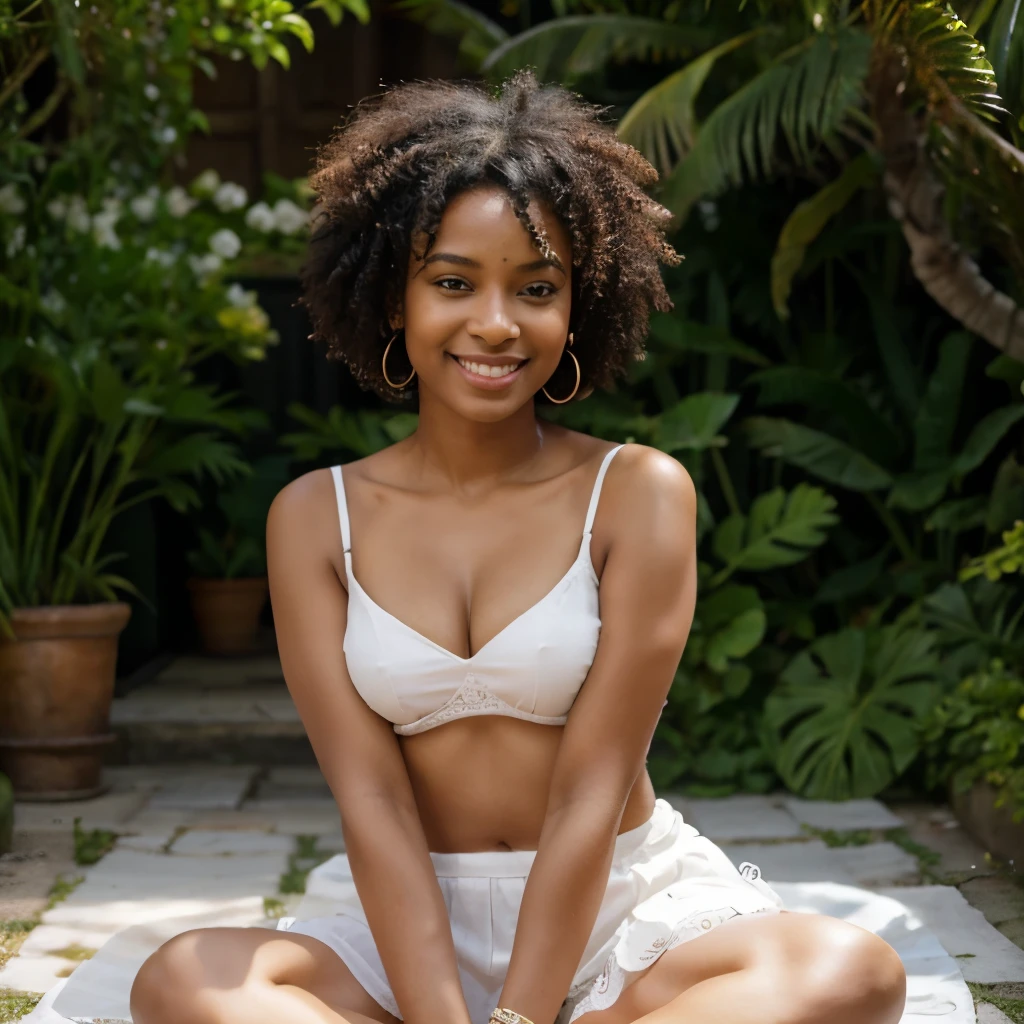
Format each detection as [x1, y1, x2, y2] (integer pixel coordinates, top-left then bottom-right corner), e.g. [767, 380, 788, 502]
[266, 466, 348, 574]
[605, 442, 696, 521]
[267, 466, 335, 534]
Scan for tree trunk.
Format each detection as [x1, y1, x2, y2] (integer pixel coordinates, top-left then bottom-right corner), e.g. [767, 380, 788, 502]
[868, 50, 1024, 362]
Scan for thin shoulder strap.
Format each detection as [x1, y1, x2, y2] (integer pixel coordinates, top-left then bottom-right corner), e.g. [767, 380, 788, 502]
[330, 465, 351, 554]
[583, 444, 625, 536]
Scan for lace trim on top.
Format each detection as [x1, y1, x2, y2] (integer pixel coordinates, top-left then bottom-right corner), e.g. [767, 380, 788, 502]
[393, 678, 568, 736]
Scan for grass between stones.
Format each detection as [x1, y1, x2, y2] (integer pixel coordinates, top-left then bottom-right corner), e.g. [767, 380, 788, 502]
[801, 824, 944, 880]
[1, 822, 117, 1020]
[0, 872, 86, 1019]
[277, 835, 333, 897]
[970, 983, 1024, 1023]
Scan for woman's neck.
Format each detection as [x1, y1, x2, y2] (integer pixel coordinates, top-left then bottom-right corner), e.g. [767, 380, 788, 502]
[405, 396, 552, 495]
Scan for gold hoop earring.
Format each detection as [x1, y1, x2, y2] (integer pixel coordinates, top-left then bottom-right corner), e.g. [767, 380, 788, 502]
[382, 330, 416, 389]
[541, 333, 580, 404]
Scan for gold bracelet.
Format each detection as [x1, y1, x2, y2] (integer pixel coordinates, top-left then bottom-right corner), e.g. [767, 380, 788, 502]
[490, 1009, 536, 1024]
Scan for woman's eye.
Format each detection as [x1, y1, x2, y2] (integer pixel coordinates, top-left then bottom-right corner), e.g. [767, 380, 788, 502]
[523, 283, 556, 298]
[436, 277, 469, 292]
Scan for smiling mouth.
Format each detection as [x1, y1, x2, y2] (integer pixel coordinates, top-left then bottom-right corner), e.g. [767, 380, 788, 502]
[448, 353, 529, 379]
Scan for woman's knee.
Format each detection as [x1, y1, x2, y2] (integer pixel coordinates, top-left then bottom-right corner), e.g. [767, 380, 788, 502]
[787, 917, 906, 1024]
[129, 927, 248, 1024]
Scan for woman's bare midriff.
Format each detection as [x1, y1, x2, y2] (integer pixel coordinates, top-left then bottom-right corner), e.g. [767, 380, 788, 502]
[400, 715, 657, 852]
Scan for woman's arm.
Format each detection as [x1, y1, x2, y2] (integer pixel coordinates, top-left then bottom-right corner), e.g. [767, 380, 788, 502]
[497, 446, 698, 1024]
[267, 471, 473, 1024]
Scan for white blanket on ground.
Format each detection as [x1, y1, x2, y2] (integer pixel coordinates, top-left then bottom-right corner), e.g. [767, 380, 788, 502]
[20, 881, 974, 1024]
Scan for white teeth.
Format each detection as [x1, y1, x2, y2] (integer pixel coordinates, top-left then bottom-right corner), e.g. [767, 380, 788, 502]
[457, 357, 521, 378]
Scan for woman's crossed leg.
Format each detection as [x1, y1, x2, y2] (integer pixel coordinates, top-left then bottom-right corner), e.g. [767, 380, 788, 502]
[130, 926, 400, 1024]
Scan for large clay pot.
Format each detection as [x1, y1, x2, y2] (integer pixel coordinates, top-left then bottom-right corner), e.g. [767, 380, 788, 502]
[0, 603, 131, 801]
[187, 577, 268, 656]
[950, 779, 1024, 873]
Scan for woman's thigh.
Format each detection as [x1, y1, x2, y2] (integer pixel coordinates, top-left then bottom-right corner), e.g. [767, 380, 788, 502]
[579, 910, 905, 1024]
[129, 925, 400, 1024]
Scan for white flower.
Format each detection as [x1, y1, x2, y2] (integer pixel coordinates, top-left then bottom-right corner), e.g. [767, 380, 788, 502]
[100, 196, 122, 217]
[157, 126, 178, 145]
[40, 288, 66, 316]
[66, 196, 92, 233]
[5, 224, 26, 258]
[144, 83, 160, 101]
[213, 181, 247, 212]
[165, 185, 197, 218]
[0, 183, 26, 215]
[208, 227, 241, 260]
[272, 198, 309, 235]
[46, 197, 68, 220]
[225, 282, 257, 308]
[188, 252, 223, 280]
[191, 169, 220, 196]
[145, 247, 176, 268]
[244, 201, 276, 232]
[130, 193, 158, 221]
[92, 208, 121, 249]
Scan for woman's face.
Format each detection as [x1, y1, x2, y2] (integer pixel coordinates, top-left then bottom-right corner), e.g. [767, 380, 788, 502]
[396, 183, 573, 421]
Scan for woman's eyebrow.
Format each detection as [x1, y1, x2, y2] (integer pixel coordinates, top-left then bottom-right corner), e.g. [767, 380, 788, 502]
[422, 252, 566, 274]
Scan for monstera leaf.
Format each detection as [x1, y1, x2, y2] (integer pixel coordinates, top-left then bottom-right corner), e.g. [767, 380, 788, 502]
[710, 484, 838, 585]
[764, 627, 942, 800]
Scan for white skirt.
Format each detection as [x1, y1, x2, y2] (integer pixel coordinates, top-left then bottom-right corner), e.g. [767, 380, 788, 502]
[279, 798, 784, 1024]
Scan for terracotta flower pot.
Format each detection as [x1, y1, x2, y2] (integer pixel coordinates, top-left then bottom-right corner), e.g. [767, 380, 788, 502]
[187, 576, 268, 656]
[0, 603, 131, 801]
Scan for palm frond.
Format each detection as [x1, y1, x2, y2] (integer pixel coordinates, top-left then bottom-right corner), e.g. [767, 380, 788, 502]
[481, 15, 715, 83]
[883, 0, 1007, 120]
[395, 0, 508, 71]
[617, 30, 764, 177]
[660, 27, 872, 220]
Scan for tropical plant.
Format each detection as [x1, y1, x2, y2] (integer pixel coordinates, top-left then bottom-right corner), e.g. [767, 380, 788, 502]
[919, 657, 1024, 823]
[279, 402, 420, 464]
[401, 0, 1024, 360]
[186, 455, 292, 579]
[764, 624, 943, 799]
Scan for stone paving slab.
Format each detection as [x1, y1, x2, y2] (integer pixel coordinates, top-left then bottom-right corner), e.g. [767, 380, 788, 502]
[0, 830, 77, 920]
[976, 1005, 1015, 1024]
[783, 796, 904, 831]
[146, 766, 259, 810]
[679, 794, 807, 841]
[111, 698, 281, 724]
[958, 877, 1024, 927]
[0, 952, 77, 993]
[170, 830, 295, 856]
[239, 799, 342, 835]
[16, 922, 115, 957]
[831, 842, 921, 886]
[42, 849, 286, 935]
[150, 654, 284, 688]
[723, 840, 857, 883]
[723, 840, 921, 887]
[877, 885, 1024, 983]
[11, 791, 149, 832]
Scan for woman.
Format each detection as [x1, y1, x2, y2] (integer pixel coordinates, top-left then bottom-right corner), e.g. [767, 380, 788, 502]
[129, 71, 906, 1024]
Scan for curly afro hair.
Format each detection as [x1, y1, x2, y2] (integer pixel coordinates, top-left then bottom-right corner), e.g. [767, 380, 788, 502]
[300, 69, 681, 405]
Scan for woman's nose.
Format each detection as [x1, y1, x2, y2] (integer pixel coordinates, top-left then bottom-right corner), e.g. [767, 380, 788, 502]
[467, 293, 520, 346]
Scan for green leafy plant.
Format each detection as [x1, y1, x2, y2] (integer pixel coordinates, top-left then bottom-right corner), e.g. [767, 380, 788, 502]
[961, 520, 1024, 582]
[279, 403, 419, 463]
[186, 455, 292, 580]
[764, 625, 943, 799]
[920, 658, 1024, 823]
